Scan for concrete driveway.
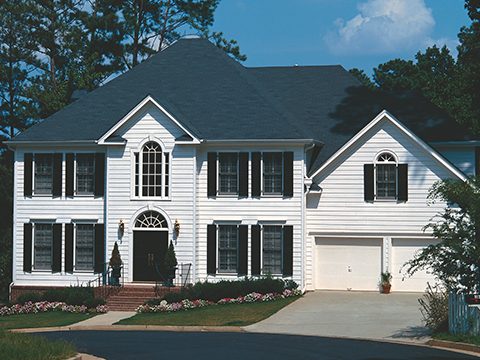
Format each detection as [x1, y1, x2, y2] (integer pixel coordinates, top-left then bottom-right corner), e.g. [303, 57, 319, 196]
[245, 291, 430, 341]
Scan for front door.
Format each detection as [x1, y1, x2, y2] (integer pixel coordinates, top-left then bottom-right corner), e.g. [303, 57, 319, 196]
[133, 231, 168, 281]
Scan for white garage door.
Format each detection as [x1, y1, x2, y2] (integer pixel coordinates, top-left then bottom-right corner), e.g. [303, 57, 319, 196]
[391, 238, 439, 292]
[315, 238, 382, 291]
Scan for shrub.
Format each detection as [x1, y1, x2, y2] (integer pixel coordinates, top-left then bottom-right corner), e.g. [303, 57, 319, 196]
[16, 292, 43, 305]
[15, 287, 103, 308]
[419, 283, 448, 333]
[284, 279, 299, 290]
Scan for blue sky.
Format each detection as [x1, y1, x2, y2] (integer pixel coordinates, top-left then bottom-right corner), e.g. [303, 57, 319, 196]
[213, 0, 470, 75]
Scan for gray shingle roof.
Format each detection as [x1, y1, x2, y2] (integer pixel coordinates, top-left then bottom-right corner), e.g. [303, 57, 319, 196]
[13, 38, 473, 175]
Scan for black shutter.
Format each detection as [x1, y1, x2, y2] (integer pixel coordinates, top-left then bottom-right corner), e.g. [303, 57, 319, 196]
[94, 153, 105, 197]
[251, 225, 261, 276]
[65, 223, 74, 273]
[283, 226, 293, 277]
[239, 152, 249, 197]
[207, 152, 217, 197]
[397, 164, 408, 202]
[476, 147, 480, 177]
[238, 225, 248, 275]
[52, 153, 63, 197]
[66, 153, 74, 196]
[23, 223, 32, 272]
[207, 224, 217, 275]
[364, 164, 374, 202]
[52, 224, 62, 273]
[251, 152, 261, 197]
[24, 153, 33, 197]
[94, 223, 105, 273]
[283, 151, 294, 197]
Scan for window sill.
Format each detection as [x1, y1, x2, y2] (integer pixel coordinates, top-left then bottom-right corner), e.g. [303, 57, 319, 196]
[130, 197, 171, 201]
[215, 272, 240, 276]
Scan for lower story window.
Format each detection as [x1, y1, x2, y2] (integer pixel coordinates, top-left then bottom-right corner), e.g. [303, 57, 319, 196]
[263, 225, 283, 274]
[218, 225, 238, 273]
[34, 224, 52, 270]
[76, 224, 94, 271]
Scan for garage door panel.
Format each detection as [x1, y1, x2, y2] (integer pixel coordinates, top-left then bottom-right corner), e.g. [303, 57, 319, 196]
[392, 238, 439, 292]
[315, 238, 382, 291]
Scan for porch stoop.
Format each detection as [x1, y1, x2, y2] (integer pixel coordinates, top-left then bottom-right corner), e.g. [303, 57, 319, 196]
[105, 285, 181, 311]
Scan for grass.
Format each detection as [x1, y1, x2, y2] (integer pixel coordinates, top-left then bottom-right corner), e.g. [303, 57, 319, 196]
[433, 332, 480, 346]
[117, 296, 300, 327]
[0, 312, 96, 330]
[0, 331, 76, 360]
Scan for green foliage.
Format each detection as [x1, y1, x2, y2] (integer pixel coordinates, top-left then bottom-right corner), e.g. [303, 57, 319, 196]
[15, 287, 105, 308]
[418, 284, 449, 333]
[349, 68, 375, 89]
[109, 241, 123, 268]
[0, 331, 76, 360]
[380, 271, 392, 285]
[156, 277, 296, 303]
[163, 242, 178, 270]
[405, 177, 480, 292]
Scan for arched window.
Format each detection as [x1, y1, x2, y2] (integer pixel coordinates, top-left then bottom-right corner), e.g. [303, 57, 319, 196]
[134, 211, 168, 229]
[134, 141, 170, 198]
[375, 152, 397, 199]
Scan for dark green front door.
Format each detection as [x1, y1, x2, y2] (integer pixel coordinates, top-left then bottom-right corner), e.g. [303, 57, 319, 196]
[133, 231, 168, 281]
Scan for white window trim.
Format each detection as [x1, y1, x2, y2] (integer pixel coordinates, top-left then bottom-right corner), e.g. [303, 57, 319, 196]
[32, 153, 54, 197]
[130, 141, 171, 200]
[73, 222, 95, 273]
[216, 223, 240, 275]
[74, 153, 96, 197]
[32, 221, 55, 272]
[261, 152, 284, 197]
[374, 151, 398, 201]
[260, 224, 284, 276]
[217, 152, 240, 196]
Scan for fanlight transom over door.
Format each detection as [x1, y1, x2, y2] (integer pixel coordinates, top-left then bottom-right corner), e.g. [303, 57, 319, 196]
[133, 211, 169, 281]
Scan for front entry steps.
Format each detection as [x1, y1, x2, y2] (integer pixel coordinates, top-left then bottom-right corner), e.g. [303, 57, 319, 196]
[105, 285, 180, 311]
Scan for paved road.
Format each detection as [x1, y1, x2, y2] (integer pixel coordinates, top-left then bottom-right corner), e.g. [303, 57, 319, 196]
[38, 331, 477, 360]
[246, 291, 429, 340]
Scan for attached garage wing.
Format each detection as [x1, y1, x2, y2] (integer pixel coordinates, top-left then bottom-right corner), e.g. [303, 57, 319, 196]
[391, 238, 439, 292]
[315, 238, 382, 291]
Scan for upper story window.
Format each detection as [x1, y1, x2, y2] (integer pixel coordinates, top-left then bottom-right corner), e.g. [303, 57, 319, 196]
[76, 154, 95, 195]
[218, 153, 238, 194]
[134, 141, 170, 198]
[263, 153, 283, 194]
[34, 154, 53, 194]
[363, 151, 408, 202]
[375, 152, 397, 199]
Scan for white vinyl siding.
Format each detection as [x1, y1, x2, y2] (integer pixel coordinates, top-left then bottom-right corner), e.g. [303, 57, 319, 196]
[34, 224, 53, 270]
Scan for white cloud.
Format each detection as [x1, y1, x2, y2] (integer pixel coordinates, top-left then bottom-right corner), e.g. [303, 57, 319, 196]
[324, 0, 443, 55]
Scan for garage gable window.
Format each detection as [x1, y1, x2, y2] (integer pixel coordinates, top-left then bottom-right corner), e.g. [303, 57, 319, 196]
[364, 151, 408, 202]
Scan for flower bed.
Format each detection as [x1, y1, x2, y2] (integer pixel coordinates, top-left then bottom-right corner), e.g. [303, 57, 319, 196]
[136, 289, 302, 313]
[0, 301, 108, 316]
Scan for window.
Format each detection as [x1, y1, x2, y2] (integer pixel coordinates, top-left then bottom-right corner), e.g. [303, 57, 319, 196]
[218, 153, 238, 194]
[75, 224, 94, 271]
[134, 141, 170, 198]
[375, 152, 397, 199]
[262, 225, 283, 275]
[263, 153, 283, 194]
[218, 225, 238, 273]
[34, 154, 53, 194]
[34, 224, 53, 270]
[76, 154, 95, 195]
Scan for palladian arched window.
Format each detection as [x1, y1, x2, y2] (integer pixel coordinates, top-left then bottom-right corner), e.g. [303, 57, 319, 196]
[375, 152, 397, 199]
[134, 141, 170, 198]
[134, 211, 168, 229]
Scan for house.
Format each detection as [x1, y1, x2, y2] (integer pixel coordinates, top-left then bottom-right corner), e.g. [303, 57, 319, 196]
[7, 38, 478, 299]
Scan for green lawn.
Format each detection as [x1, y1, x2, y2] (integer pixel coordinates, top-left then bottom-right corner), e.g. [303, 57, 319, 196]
[0, 331, 76, 360]
[0, 312, 96, 330]
[433, 332, 480, 346]
[117, 296, 300, 327]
